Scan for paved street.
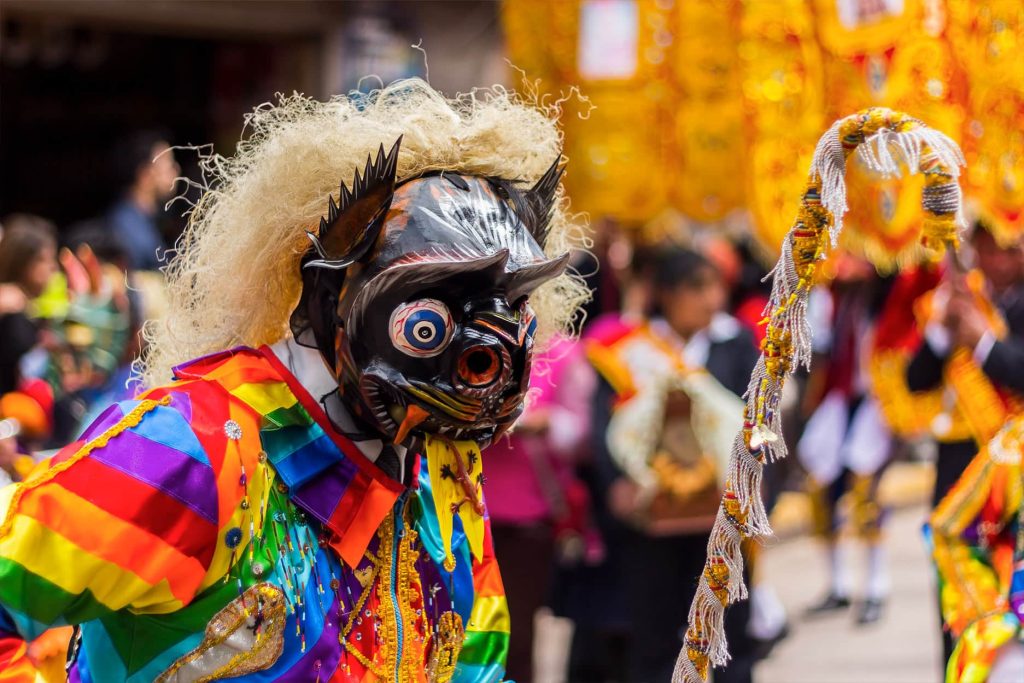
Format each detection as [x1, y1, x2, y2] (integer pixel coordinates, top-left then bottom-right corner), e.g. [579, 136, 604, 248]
[755, 505, 943, 683]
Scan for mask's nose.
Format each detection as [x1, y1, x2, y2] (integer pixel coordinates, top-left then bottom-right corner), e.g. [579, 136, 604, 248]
[452, 335, 512, 399]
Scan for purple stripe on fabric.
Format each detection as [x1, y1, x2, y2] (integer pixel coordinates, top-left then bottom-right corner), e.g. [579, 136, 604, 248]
[417, 549, 455, 616]
[290, 458, 358, 526]
[165, 390, 193, 424]
[78, 402, 128, 441]
[67, 665, 82, 683]
[275, 592, 343, 682]
[89, 429, 218, 523]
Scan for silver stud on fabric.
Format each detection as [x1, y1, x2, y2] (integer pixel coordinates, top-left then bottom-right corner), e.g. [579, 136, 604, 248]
[224, 420, 243, 440]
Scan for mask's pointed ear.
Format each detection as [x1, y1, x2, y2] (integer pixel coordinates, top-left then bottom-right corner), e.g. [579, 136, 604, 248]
[522, 155, 563, 250]
[291, 136, 401, 365]
[303, 135, 403, 271]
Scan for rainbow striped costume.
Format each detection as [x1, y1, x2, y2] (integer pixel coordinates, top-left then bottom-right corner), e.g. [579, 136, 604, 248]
[0, 347, 509, 682]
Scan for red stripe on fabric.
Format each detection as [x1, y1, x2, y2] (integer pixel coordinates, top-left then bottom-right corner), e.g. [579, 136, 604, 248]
[171, 350, 239, 380]
[47, 440, 85, 468]
[55, 456, 218, 568]
[0, 637, 38, 682]
[472, 520, 505, 597]
[198, 353, 284, 391]
[164, 380, 231, 474]
[259, 345, 404, 495]
[326, 473, 372, 567]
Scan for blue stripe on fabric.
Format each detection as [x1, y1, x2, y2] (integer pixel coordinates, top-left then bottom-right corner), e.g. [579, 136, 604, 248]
[80, 621, 128, 682]
[453, 661, 506, 683]
[413, 458, 474, 625]
[4, 604, 59, 642]
[265, 430, 342, 490]
[128, 402, 209, 465]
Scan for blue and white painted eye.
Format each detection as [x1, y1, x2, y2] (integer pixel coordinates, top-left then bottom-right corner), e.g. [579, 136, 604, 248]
[389, 299, 454, 357]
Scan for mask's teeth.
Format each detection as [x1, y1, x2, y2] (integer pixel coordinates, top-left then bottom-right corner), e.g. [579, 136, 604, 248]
[393, 404, 430, 445]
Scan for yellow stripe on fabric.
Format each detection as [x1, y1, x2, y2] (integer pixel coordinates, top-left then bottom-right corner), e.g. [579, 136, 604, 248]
[198, 459, 274, 593]
[0, 484, 16, 526]
[466, 594, 510, 634]
[198, 394, 270, 592]
[229, 380, 297, 420]
[0, 514, 183, 614]
[15, 481, 206, 605]
[0, 397, 170, 540]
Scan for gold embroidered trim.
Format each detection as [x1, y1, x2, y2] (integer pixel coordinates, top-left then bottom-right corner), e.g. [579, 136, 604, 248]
[156, 582, 287, 682]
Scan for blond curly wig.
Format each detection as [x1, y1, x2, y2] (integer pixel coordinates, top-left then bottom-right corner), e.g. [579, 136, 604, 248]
[142, 79, 589, 387]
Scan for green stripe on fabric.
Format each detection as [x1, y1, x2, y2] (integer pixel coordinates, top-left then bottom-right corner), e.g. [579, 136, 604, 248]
[458, 629, 509, 667]
[0, 557, 111, 630]
[100, 578, 236, 674]
[260, 423, 324, 465]
[263, 403, 314, 430]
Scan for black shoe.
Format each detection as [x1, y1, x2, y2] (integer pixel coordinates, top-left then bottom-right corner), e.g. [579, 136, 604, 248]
[751, 622, 790, 661]
[804, 593, 851, 616]
[856, 598, 885, 625]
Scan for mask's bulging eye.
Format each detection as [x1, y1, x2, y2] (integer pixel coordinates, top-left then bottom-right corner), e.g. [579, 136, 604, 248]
[389, 299, 454, 357]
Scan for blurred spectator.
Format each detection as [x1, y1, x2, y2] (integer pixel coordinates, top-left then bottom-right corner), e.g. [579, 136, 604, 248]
[107, 130, 179, 271]
[0, 215, 58, 395]
[587, 247, 758, 682]
[730, 238, 772, 346]
[486, 337, 595, 681]
[578, 217, 630, 328]
[798, 256, 894, 625]
[907, 220, 1024, 665]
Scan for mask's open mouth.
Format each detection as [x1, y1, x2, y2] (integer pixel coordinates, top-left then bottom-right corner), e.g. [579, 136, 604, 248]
[361, 374, 515, 446]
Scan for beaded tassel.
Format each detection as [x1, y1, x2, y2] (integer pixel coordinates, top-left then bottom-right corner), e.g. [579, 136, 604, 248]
[675, 108, 966, 683]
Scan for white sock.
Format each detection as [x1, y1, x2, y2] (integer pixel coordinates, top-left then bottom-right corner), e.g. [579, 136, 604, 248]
[830, 543, 851, 598]
[748, 584, 788, 640]
[865, 543, 889, 600]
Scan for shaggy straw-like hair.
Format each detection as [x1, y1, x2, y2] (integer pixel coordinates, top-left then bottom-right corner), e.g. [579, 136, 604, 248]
[142, 79, 589, 387]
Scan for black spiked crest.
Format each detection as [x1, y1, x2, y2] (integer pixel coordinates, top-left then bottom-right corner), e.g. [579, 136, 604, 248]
[304, 136, 403, 270]
[522, 156, 563, 250]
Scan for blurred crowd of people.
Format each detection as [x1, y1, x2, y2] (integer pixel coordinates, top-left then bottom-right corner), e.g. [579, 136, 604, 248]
[479, 213, 1024, 682]
[0, 131, 176, 482]
[482, 224, 789, 682]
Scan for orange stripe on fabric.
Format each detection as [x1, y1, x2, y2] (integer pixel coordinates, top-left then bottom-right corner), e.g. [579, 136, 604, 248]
[327, 473, 372, 568]
[213, 396, 264, 527]
[0, 637, 38, 682]
[17, 483, 207, 603]
[472, 554, 505, 598]
[341, 479, 401, 568]
[0, 398, 169, 542]
[197, 351, 282, 391]
[472, 520, 505, 597]
[57, 456, 217, 567]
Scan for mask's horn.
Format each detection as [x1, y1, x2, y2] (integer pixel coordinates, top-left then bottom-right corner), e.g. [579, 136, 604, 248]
[522, 155, 563, 250]
[304, 135, 403, 270]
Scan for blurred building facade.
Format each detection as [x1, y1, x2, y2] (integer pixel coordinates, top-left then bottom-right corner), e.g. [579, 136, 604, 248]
[0, 0, 507, 229]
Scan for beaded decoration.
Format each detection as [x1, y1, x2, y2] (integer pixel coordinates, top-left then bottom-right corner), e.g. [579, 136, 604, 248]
[674, 108, 966, 682]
